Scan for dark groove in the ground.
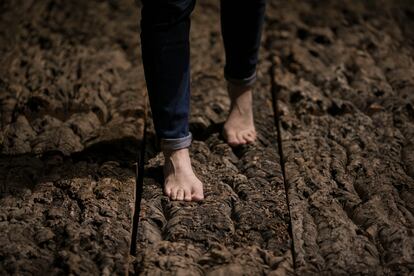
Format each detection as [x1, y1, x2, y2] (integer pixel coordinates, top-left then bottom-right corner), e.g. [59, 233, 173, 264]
[268, 53, 297, 272]
[130, 98, 148, 258]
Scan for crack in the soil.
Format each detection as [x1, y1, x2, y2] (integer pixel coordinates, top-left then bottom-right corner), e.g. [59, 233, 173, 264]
[268, 52, 297, 272]
[129, 98, 148, 260]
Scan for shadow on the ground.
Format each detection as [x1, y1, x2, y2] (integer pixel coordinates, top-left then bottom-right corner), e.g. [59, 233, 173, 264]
[0, 134, 160, 198]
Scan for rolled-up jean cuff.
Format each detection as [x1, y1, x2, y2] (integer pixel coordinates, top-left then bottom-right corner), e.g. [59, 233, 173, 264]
[159, 132, 192, 151]
[225, 71, 257, 87]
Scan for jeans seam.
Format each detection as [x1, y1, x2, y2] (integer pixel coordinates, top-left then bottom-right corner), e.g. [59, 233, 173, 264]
[225, 70, 257, 87]
[159, 132, 192, 151]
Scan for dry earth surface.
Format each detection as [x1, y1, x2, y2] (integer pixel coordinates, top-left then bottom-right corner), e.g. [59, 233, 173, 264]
[0, 0, 413, 275]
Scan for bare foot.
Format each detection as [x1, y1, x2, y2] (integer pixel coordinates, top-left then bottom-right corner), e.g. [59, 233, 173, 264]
[163, 148, 204, 201]
[222, 83, 257, 146]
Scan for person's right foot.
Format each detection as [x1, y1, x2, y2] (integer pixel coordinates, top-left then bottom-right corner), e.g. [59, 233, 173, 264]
[163, 148, 204, 201]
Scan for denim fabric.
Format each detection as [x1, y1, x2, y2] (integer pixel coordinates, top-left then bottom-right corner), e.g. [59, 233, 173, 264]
[140, 0, 266, 151]
[160, 132, 193, 152]
[220, 0, 266, 87]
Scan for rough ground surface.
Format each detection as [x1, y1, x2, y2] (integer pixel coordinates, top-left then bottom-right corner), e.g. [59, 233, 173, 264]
[1, 0, 413, 275]
[0, 0, 143, 274]
[266, 1, 414, 274]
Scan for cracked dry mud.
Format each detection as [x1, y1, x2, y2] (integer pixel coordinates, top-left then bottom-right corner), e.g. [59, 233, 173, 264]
[1, 0, 413, 275]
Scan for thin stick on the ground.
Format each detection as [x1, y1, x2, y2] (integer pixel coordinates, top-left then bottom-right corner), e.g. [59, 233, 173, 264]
[268, 52, 297, 271]
[130, 94, 148, 256]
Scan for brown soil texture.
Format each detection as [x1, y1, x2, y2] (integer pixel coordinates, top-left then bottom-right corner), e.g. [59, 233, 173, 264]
[266, 0, 414, 274]
[0, 0, 143, 274]
[0, 0, 413, 275]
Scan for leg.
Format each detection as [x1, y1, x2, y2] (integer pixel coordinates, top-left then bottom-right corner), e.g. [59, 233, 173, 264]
[140, 0, 203, 201]
[220, 0, 266, 146]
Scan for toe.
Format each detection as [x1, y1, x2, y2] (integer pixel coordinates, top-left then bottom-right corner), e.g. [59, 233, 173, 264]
[225, 130, 239, 146]
[171, 188, 178, 200]
[192, 184, 204, 201]
[176, 189, 184, 201]
[184, 190, 192, 201]
[164, 186, 172, 197]
[244, 131, 255, 143]
[236, 132, 247, 144]
[192, 192, 204, 201]
[252, 130, 257, 139]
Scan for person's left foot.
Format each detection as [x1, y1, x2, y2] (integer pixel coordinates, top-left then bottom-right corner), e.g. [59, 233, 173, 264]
[222, 83, 257, 146]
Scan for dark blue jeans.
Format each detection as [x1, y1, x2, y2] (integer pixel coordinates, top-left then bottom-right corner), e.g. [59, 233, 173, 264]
[140, 0, 266, 151]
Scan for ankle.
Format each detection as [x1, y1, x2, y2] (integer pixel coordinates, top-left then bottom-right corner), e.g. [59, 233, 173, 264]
[228, 82, 252, 97]
[163, 147, 189, 159]
[228, 86, 252, 106]
[162, 148, 192, 172]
